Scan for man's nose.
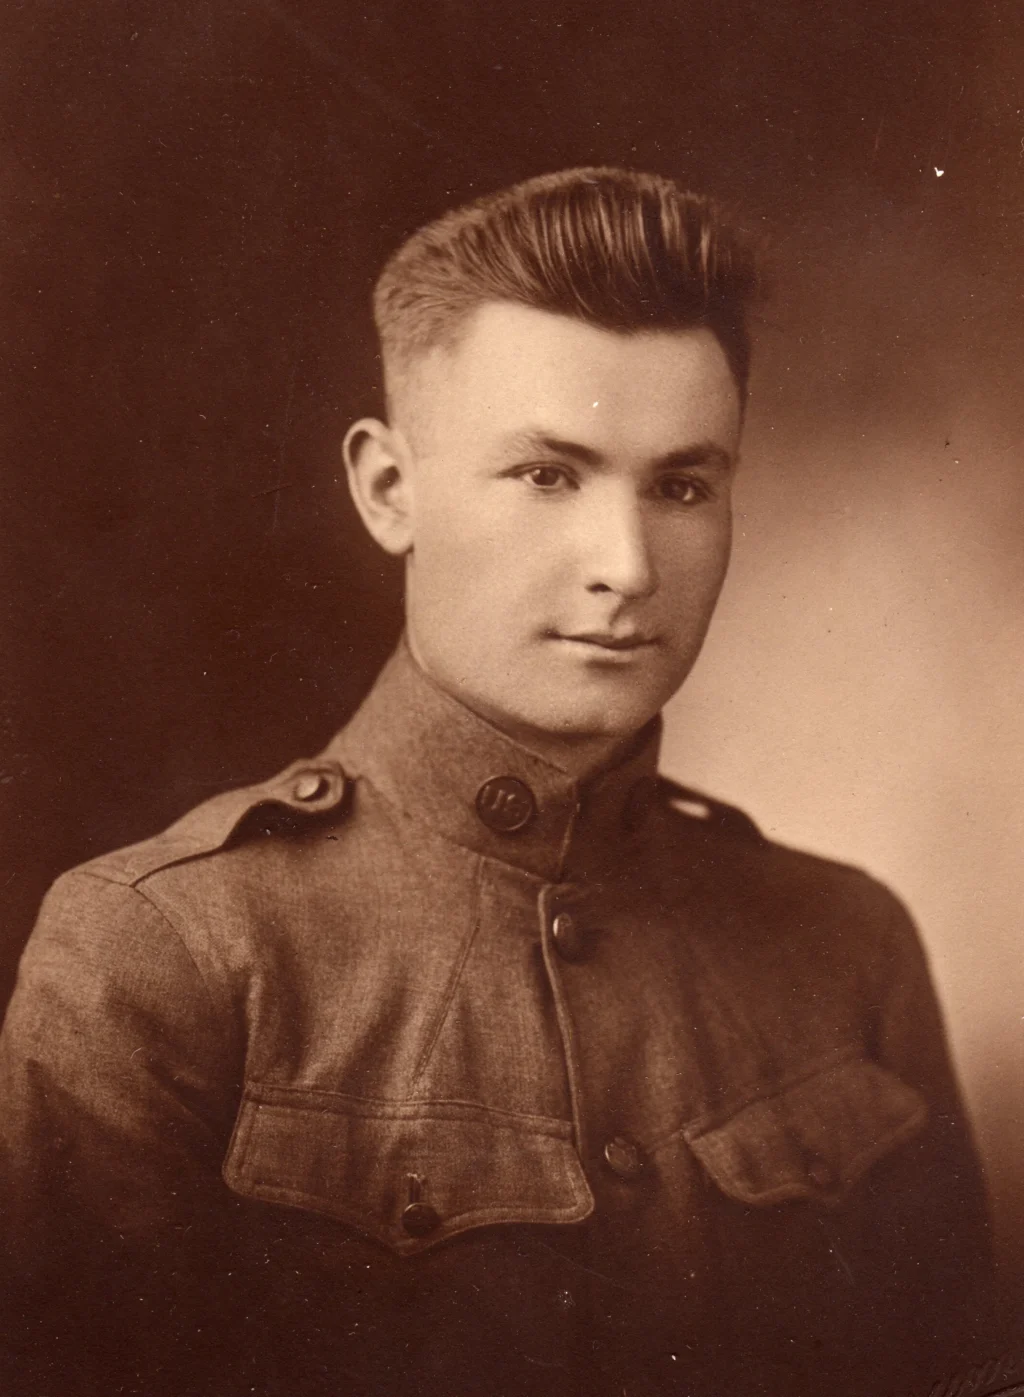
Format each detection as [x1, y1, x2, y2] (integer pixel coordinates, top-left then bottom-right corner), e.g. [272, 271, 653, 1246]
[582, 490, 658, 600]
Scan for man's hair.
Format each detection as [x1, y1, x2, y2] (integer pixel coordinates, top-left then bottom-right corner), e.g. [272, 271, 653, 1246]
[373, 166, 759, 406]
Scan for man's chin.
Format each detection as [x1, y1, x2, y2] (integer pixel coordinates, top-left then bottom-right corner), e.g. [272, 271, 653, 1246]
[432, 658, 673, 763]
[498, 694, 663, 749]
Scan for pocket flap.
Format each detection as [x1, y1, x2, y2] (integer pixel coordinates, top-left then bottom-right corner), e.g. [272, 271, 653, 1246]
[223, 1085, 593, 1254]
[684, 1057, 928, 1208]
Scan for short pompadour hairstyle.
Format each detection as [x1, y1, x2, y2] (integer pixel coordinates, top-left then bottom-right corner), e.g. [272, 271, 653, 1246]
[373, 167, 759, 406]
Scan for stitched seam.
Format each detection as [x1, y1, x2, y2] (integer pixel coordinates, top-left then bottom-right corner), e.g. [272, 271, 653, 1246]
[241, 1092, 572, 1135]
[223, 1088, 260, 1188]
[555, 791, 583, 881]
[82, 792, 281, 885]
[410, 855, 485, 1086]
[828, 1100, 929, 1189]
[129, 883, 222, 1006]
[250, 1186, 587, 1228]
[649, 1044, 865, 1154]
[74, 872, 222, 1010]
[685, 1044, 867, 1140]
[236, 1184, 590, 1249]
[696, 1105, 929, 1209]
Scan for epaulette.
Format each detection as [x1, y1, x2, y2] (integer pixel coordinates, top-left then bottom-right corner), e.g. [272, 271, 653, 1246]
[657, 775, 764, 843]
[88, 758, 349, 886]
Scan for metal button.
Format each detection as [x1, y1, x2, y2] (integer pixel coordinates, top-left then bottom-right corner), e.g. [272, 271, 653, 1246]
[293, 771, 328, 802]
[622, 776, 658, 832]
[604, 1135, 644, 1180]
[551, 912, 587, 963]
[475, 776, 536, 833]
[400, 1202, 441, 1237]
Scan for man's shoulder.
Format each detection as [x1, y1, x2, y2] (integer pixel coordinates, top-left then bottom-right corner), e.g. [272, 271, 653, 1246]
[74, 754, 351, 891]
[652, 774, 766, 846]
[652, 774, 911, 934]
[19, 755, 358, 1001]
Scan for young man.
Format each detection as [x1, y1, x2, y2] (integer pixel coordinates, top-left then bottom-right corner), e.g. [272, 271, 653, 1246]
[0, 169, 995, 1396]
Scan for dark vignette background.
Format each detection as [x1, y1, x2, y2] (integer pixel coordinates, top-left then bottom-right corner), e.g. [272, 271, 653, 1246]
[3, 0, 1023, 1275]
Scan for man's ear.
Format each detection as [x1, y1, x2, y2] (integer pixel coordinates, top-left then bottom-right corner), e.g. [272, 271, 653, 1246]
[343, 417, 415, 556]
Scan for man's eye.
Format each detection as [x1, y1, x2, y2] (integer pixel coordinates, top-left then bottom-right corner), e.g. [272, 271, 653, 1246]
[522, 465, 572, 489]
[658, 476, 708, 505]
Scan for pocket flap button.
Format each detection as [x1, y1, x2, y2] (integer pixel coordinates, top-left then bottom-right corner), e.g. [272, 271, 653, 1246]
[604, 1135, 644, 1180]
[401, 1201, 441, 1237]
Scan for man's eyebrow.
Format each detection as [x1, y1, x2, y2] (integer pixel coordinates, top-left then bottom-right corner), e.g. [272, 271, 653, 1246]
[500, 431, 735, 471]
[651, 442, 736, 471]
[500, 430, 604, 465]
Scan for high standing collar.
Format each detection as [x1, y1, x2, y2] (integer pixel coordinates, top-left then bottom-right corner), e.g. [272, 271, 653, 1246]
[328, 641, 662, 883]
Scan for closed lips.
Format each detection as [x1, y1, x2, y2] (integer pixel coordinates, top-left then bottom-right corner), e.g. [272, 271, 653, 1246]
[561, 633, 656, 650]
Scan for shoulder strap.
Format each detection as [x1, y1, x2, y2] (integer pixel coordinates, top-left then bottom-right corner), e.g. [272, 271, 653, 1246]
[87, 759, 349, 885]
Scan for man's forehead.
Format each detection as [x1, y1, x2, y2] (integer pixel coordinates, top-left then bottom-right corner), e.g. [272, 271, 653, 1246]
[393, 302, 740, 438]
[445, 300, 727, 368]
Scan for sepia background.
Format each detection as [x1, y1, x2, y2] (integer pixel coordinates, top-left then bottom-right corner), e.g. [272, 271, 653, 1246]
[3, 0, 1022, 1275]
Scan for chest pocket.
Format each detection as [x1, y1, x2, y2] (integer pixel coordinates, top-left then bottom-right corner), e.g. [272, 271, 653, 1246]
[683, 1055, 929, 1209]
[222, 1083, 594, 1255]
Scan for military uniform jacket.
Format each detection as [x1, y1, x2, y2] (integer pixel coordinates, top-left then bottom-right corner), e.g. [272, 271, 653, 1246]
[0, 644, 994, 1397]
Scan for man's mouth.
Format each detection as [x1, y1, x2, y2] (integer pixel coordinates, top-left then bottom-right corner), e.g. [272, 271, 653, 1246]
[554, 631, 658, 652]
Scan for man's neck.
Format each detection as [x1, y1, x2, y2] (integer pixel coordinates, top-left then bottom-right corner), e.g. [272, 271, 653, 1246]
[405, 638, 647, 783]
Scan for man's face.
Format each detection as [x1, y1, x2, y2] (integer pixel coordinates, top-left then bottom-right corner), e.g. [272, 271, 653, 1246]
[396, 302, 743, 752]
